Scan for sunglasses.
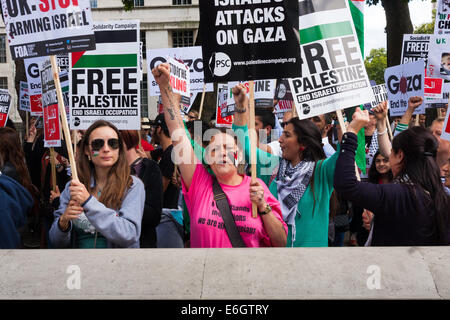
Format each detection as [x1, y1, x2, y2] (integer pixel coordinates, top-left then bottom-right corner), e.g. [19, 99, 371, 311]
[90, 138, 120, 151]
[281, 121, 288, 128]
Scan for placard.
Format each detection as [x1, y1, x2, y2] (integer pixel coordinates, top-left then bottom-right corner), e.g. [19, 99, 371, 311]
[384, 60, 425, 117]
[199, 0, 302, 82]
[24, 56, 45, 115]
[40, 57, 61, 147]
[147, 46, 213, 96]
[1, 0, 96, 59]
[435, 0, 450, 35]
[427, 35, 450, 81]
[19, 81, 31, 112]
[70, 21, 140, 130]
[288, 0, 374, 119]
[167, 56, 190, 98]
[216, 83, 233, 128]
[0, 89, 12, 127]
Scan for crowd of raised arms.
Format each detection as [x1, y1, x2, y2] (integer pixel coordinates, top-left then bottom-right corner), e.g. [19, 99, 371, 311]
[1, 63, 449, 249]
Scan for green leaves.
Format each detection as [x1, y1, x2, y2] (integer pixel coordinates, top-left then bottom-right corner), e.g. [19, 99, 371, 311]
[364, 48, 387, 85]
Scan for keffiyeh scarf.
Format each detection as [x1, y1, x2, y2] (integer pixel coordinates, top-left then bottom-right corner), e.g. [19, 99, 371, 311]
[276, 159, 315, 245]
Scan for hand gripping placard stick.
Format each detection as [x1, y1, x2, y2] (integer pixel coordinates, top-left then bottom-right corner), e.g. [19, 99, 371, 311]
[198, 83, 207, 119]
[248, 81, 258, 218]
[50, 56, 78, 181]
[336, 109, 361, 181]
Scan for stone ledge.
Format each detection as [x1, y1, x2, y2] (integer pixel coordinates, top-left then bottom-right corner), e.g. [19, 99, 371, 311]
[0, 247, 448, 299]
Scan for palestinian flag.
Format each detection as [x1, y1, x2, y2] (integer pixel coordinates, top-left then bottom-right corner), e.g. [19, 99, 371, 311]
[71, 29, 138, 69]
[298, 0, 354, 45]
[348, 0, 367, 175]
[297, 0, 368, 174]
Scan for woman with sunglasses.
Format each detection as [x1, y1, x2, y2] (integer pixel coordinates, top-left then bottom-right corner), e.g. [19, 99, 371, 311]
[232, 87, 343, 247]
[49, 120, 145, 248]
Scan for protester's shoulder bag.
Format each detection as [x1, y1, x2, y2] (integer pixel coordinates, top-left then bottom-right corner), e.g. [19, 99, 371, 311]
[212, 178, 247, 248]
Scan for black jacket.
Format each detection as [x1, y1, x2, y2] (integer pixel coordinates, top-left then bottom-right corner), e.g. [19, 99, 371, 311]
[132, 158, 163, 248]
[334, 132, 441, 246]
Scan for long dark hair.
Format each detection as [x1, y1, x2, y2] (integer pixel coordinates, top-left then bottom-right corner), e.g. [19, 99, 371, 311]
[78, 120, 132, 210]
[287, 118, 326, 214]
[368, 151, 393, 184]
[392, 126, 450, 244]
[288, 118, 326, 162]
[0, 127, 34, 194]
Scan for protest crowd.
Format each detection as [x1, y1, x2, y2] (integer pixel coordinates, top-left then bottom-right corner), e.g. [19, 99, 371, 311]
[1, 0, 450, 250]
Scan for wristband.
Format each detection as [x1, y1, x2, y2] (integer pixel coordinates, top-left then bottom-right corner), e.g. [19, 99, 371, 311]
[377, 129, 387, 136]
[235, 107, 247, 114]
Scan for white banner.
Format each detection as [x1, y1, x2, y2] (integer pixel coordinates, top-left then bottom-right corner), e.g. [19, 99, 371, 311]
[1, 0, 95, 59]
[147, 46, 213, 96]
[288, 0, 374, 119]
[227, 79, 277, 114]
[427, 35, 450, 81]
[384, 60, 425, 117]
[24, 56, 45, 115]
[69, 20, 140, 130]
[435, 0, 450, 35]
[167, 56, 190, 98]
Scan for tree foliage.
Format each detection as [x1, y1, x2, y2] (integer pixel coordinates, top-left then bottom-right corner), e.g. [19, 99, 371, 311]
[364, 48, 387, 84]
[122, 0, 134, 11]
[414, 9, 435, 34]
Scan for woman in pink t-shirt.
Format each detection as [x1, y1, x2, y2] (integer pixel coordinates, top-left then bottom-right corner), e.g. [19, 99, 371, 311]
[151, 63, 287, 248]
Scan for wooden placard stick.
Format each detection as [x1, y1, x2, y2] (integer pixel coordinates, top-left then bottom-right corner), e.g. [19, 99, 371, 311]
[415, 114, 420, 126]
[50, 147, 57, 192]
[248, 81, 258, 218]
[50, 55, 78, 181]
[386, 117, 393, 141]
[336, 109, 361, 181]
[73, 130, 78, 160]
[291, 103, 298, 118]
[198, 83, 207, 119]
[25, 111, 29, 139]
[138, 129, 142, 150]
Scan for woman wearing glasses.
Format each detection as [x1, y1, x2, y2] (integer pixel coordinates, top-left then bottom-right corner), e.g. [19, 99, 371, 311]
[49, 120, 145, 248]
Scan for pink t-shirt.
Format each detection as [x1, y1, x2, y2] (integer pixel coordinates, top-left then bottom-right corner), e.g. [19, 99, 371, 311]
[182, 163, 287, 248]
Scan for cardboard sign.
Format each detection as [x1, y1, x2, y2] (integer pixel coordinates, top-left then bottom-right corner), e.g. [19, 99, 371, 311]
[227, 79, 276, 115]
[288, 0, 374, 119]
[427, 35, 450, 81]
[19, 81, 31, 112]
[57, 53, 69, 72]
[199, 0, 302, 82]
[368, 84, 388, 108]
[1, 0, 96, 60]
[167, 56, 190, 98]
[384, 60, 425, 117]
[59, 69, 70, 121]
[435, 0, 450, 35]
[424, 77, 444, 100]
[24, 56, 44, 115]
[40, 57, 61, 147]
[428, 82, 450, 105]
[0, 89, 12, 127]
[216, 83, 233, 128]
[400, 34, 430, 66]
[274, 99, 294, 119]
[70, 21, 140, 130]
[147, 46, 213, 96]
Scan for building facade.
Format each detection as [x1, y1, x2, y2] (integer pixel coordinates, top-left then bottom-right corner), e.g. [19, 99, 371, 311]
[91, 0, 200, 120]
[0, 0, 199, 124]
[0, 19, 20, 123]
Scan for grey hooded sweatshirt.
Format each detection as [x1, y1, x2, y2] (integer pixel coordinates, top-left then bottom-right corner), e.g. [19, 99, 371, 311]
[49, 175, 145, 248]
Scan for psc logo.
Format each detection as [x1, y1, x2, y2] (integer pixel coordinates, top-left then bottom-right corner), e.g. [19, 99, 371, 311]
[209, 52, 232, 77]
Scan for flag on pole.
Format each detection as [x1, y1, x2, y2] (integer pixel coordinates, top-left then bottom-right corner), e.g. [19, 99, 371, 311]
[348, 0, 367, 175]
